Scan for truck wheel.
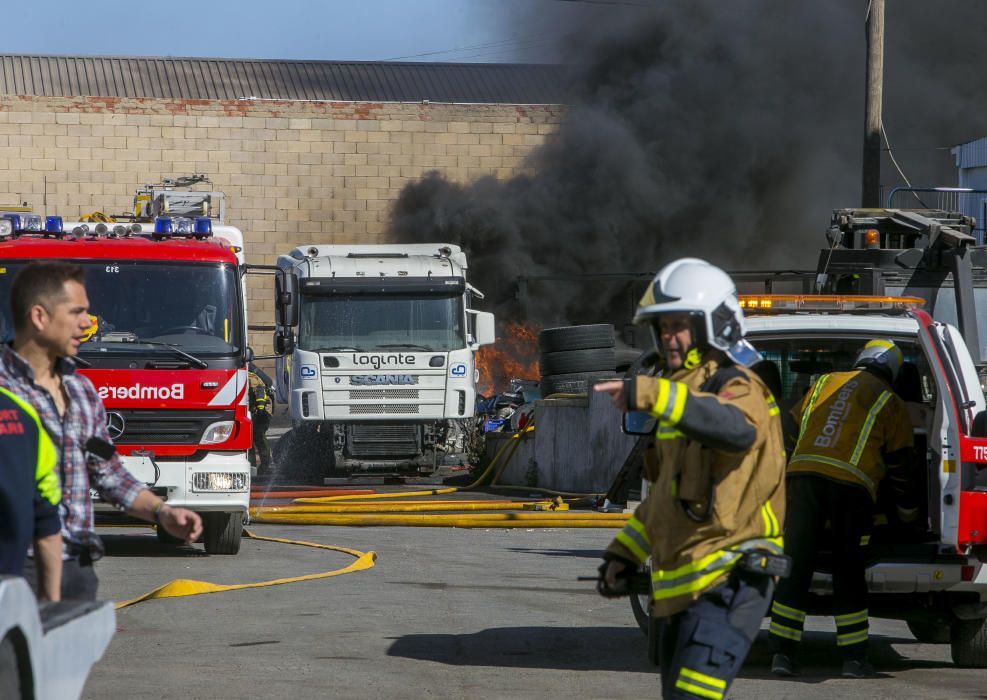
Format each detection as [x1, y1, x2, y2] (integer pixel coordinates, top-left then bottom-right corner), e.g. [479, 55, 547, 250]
[538, 348, 616, 376]
[203, 512, 243, 555]
[907, 620, 951, 644]
[538, 324, 615, 353]
[950, 618, 987, 667]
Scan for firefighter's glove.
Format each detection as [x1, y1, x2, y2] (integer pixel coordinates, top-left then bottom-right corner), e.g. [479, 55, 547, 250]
[597, 555, 638, 598]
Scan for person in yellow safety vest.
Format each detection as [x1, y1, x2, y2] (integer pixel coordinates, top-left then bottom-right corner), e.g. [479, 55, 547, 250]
[769, 338, 918, 679]
[595, 258, 787, 700]
[248, 368, 273, 475]
[0, 385, 63, 601]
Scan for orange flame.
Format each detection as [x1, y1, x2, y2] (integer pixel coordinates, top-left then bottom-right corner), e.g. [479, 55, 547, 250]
[476, 321, 540, 395]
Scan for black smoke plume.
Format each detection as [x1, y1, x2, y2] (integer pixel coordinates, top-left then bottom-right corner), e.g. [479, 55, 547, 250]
[389, 1, 986, 326]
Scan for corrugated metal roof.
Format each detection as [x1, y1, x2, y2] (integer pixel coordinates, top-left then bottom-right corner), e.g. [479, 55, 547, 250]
[953, 137, 987, 170]
[0, 55, 569, 104]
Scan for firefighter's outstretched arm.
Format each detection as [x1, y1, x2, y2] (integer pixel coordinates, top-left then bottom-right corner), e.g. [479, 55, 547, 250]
[622, 375, 758, 452]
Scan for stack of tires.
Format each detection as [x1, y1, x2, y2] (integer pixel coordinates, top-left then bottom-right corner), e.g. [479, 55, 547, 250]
[538, 324, 618, 397]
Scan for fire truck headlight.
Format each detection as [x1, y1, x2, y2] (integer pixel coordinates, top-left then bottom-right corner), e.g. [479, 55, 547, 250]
[191, 471, 248, 492]
[0, 219, 12, 238]
[201, 420, 235, 444]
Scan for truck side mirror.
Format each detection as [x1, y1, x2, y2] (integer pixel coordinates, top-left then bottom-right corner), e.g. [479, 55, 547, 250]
[273, 330, 295, 356]
[244, 346, 254, 363]
[274, 270, 299, 328]
[467, 311, 495, 348]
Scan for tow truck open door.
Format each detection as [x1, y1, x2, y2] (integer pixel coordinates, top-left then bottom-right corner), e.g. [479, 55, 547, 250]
[915, 309, 987, 552]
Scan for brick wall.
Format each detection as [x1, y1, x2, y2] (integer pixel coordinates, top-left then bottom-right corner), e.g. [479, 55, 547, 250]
[0, 96, 562, 353]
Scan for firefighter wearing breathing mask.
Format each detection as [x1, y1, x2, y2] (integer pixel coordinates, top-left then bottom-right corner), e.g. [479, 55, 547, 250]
[769, 339, 917, 679]
[595, 258, 787, 700]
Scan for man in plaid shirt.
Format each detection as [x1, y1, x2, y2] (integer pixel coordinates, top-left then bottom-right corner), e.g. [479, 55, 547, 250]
[2, 262, 202, 600]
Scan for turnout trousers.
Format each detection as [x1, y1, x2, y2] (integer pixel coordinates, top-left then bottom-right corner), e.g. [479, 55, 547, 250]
[249, 412, 272, 472]
[769, 474, 872, 660]
[658, 569, 774, 699]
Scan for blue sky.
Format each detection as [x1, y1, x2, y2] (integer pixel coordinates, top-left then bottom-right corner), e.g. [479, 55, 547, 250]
[12, 0, 617, 62]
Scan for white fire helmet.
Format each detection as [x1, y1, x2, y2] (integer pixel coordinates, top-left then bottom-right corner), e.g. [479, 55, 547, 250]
[634, 257, 761, 367]
[853, 339, 904, 383]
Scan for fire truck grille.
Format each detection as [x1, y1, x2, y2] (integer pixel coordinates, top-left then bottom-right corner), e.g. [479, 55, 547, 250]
[349, 405, 420, 415]
[106, 409, 235, 445]
[348, 389, 420, 400]
[347, 423, 420, 458]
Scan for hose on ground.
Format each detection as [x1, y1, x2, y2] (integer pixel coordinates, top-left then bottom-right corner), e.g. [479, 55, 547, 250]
[249, 512, 630, 527]
[109, 528, 376, 609]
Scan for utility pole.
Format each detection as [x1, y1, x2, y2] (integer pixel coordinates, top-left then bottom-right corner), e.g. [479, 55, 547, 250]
[862, 0, 885, 208]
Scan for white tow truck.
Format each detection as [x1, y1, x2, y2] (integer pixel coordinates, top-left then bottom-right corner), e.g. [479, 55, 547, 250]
[736, 209, 987, 666]
[271, 244, 495, 476]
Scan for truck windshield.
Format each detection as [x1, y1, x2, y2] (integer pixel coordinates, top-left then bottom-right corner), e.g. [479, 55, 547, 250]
[298, 294, 466, 353]
[750, 336, 932, 405]
[0, 261, 243, 356]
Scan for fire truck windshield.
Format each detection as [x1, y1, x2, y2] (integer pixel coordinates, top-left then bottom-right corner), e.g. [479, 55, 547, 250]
[298, 293, 466, 353]
[0, 261, 243, 356]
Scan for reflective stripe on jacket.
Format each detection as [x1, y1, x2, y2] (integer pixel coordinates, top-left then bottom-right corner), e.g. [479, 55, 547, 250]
[788, 370, 912, 500]
[607, 351, 787, 618]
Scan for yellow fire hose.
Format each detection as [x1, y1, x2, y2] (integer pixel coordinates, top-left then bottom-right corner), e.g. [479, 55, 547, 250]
[253, 500, 568, 514]
[112, 528, 376, 610]
[250, 512, 630, 527]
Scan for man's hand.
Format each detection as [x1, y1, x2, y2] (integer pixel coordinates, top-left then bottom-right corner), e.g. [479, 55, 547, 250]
[604, 559, 628, 588]
[595, 558, 632, 598]
[594, 380, 626, 410]
[160, 506, 203, 544]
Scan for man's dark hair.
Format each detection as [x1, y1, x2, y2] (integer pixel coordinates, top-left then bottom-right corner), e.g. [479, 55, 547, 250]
[10, 262, 85, 331]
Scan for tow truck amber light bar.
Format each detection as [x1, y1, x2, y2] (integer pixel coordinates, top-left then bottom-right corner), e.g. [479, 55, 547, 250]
[738, 294, 925, 313]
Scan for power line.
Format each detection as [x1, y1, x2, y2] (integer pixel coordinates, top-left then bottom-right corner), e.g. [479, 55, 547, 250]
[382, 33, 563, 61]
[437, 39, 561, 63]
[548, 0, 649, 6]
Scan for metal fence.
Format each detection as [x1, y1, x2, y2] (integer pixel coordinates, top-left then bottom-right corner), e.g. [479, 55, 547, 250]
[887, 187, 987, 243]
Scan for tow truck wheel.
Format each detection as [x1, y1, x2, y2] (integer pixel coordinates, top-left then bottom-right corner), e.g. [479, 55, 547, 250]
[907, 620, 951, 644]
[950, 618, 987, 667]
[203, 512, 243, 555]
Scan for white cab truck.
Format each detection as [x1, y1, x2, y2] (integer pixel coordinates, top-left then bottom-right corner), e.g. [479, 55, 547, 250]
[272, 244, 495, 475]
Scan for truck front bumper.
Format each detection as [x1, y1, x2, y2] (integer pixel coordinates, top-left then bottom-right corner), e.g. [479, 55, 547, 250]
[120, 452, 250, 512]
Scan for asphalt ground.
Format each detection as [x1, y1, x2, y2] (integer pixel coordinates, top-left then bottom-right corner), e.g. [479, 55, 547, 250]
[81, 514, 984, 700]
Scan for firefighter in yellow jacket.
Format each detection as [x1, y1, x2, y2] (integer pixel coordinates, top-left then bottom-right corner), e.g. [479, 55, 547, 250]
[248, 366, 274, 475]
[769, 339, 916, 679]
[595, 258, 787, 700]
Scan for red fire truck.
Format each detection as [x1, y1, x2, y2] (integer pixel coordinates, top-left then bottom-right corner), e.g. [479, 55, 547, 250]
[0, 213, 251, 554]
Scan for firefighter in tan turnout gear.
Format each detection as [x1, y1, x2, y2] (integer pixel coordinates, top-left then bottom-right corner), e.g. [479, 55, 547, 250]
[769, 339, 917, 679]
[595, 258, 788, 700]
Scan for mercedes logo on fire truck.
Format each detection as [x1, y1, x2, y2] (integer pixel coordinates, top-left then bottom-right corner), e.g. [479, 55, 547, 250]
[105, 412, 126, 440]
